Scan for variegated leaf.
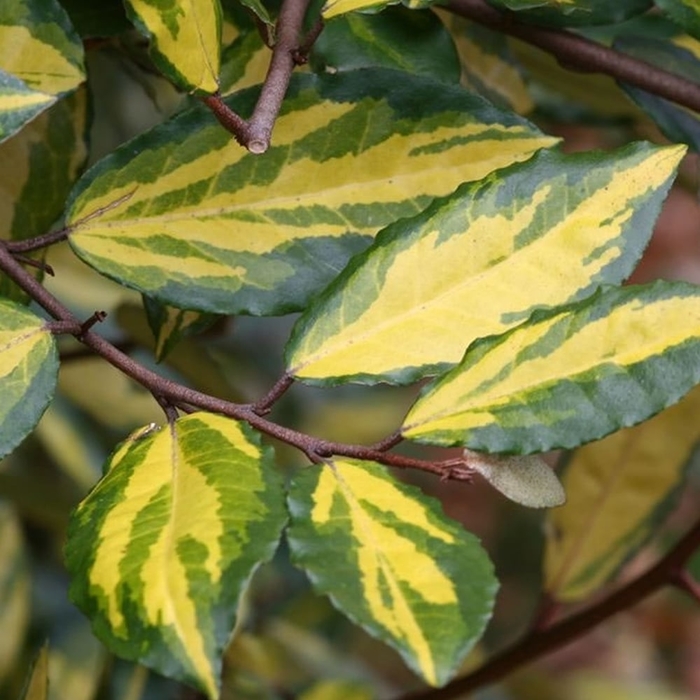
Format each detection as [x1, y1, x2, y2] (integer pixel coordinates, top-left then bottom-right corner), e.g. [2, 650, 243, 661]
[544, 386, 700, 601]
[0, 0, 84, 142]
[286, 143, 684, 385]
[287, 459, 497, 687]
[143, 296, 218, 362]
[322, 0, 437, 20]
[123, 0, 221, 94]
[0, 88, 88, 302]
[66, 68, 554, 316]
[0, 300, 58, 459]
[403, 282, 700, 453]
[437, 11, 533, 114]
[65, 413, 286, 698]
[486, 0, 652, 26]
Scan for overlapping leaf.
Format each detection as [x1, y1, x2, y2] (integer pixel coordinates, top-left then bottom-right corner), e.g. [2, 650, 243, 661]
[0, 300, 58, 460]
[486, 0, 652, 26]
[0, 88, 88, 302]
[123, 0, 221, 94]
[65, 413, 286, 698]
[656, 0, 700, 40]
[438, 12, 533, 114]
[143, 296, 218, 362]
[67, 68, 554, 316]
[615, 36, 700, 152]
[544, 386, 700, 601]
[0, 0, 84, 142]
[286, 144, 684, 385]
[19, 646, 49, 700]
[403, 282, 700, 453]
[310, 7, 461, 83]
[322, 0, 437, 21]
[287, 459, 497, 687]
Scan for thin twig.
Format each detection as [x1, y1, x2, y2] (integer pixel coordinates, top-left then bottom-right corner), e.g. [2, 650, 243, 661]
[7, 229, 70, 254]
[0, 242, 471, 481]
[443, 0, 700, 114]
[402, 517, 700, 700]
[202, 0, 315, 152]
[253, 373, 295, 414]
[246, 0, 313, 152]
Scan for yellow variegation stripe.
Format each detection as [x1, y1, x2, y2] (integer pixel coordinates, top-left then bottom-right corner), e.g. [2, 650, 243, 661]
[288, 459, 496, 686]
[287, 144, 684, 384]
[66, 412, 286, 698]
[0, 88, 54, 113]
[438, 11, 533, 114]
[0, 25, 83, 96]
[544, 386, 700, 601]
[124, 0, 221, 93]
[403, 282, 700, 452]
[67, 70, 555, 314]
[322, 0, 387, 19]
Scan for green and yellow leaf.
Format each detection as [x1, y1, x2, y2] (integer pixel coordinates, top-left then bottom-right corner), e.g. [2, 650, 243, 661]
[544, 386, 700, 601]
[66, 68, 554, 316]
[286, 143, 684, 385]
[485, 0, 652, 26]
[0, 88, 88, 302]
[322, 0, 437, 20]
[0, 0, 84, 141]
[142, 296, 218, 362]
[466, 450, 565, 508]
[403, 281, 700, 453]
[438, 12, 533, 114]
[287, 459, 497, 687]
[123, 0, 221, 94]
[65, 413, 287, 698]
[0, 299, 58, 460]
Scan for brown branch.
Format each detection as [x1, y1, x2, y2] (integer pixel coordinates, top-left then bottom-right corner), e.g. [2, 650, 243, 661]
[0, 243, 469, 482]
[442, 0, 700, 114]
[202, 0, 316, 153]
[403, 517, 700, 700]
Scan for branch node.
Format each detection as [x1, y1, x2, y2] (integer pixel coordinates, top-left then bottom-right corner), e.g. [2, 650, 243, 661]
[154, 393, 180, 424]
[79, 310, 107, 337]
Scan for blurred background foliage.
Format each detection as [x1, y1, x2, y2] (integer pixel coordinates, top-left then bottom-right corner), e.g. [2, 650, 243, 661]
[2, 1, 700, 698]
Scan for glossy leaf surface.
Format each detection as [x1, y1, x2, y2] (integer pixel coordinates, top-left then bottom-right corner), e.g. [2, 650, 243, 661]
[0, 0, 84, 141]
[67, 69, 553, 316]
[287, 459, 497, 687]
[0, 300, 58, 459]
[123, 0, 221, 93]
[287, 144, 683, 385]
[403, 282, 700, 453]
[544, 386, 700, 601]
[310, 7, 461, 83]
[65, 413, 286, 698]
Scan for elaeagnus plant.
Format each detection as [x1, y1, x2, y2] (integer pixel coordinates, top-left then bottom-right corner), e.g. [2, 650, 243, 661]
[3, 0, 700, 698]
